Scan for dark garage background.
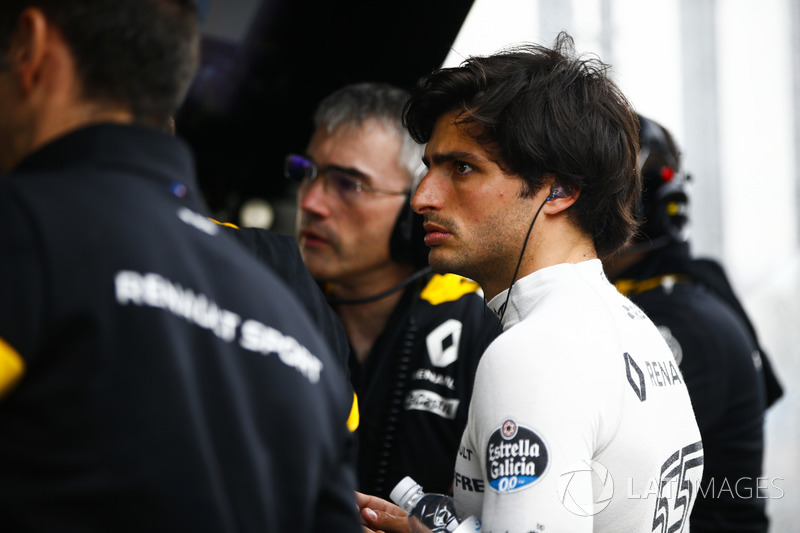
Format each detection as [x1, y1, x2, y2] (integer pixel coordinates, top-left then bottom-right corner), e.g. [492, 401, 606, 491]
[175, 0, 474, 233]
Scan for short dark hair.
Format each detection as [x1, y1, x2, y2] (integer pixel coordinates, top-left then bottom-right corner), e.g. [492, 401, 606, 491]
[0, 0, 199, 126]
[403, 32, 640, 258]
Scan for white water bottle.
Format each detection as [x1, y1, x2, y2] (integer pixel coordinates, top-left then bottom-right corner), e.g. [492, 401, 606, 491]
[389, 476, 481, 533]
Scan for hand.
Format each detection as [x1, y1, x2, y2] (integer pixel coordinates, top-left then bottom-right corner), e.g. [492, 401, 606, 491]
[356, 491, 410, 533]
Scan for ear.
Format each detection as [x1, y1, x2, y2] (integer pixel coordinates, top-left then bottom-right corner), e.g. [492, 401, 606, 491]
[542, 175, 580, 215]
[9, 8, 54, 93]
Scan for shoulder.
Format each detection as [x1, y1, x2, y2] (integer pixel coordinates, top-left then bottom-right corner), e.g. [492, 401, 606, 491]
[416, 273, 496, 328]
[0, 172, 59, 222]
[0, 179, 32, 228]
[476, 289, 623, 397]
[415, 273, 500, 351]
[633, 281, 756, 358]
[214, 224, 352, 374]
[217, 225, 299, 260]
[215, 225, 307, 284]
[419, 274, 483, 305]
[466, 324, 620, 470]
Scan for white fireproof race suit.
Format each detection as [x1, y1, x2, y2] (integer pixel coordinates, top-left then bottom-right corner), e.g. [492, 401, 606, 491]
[453, 259, 703, 532]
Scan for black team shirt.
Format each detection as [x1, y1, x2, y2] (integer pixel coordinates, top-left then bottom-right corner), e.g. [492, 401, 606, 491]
[612, 242, 783, 533]
[0, 124, 360, 533]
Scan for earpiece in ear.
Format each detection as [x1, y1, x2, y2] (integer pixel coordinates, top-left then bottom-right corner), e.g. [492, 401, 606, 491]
[548, 184, 568, 200]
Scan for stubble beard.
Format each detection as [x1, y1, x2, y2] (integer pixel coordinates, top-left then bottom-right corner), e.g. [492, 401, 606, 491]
[426, 215, 523, 297]
[427, 239, 506, 290]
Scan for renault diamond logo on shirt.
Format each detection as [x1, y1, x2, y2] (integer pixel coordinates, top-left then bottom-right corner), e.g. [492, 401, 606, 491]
[426, 319, 463, 367]
[624, 352, 646, 402]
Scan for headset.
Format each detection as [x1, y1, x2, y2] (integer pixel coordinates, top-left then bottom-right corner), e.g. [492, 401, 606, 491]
[389, 197, 430, 271]
[549, 184, 568, 200]
[397, 179, 567, 279]
[331, 172, 569, 308]
[331, 180, 432, 306]
[495, 182, 569, 321]
[285, 154, 432, 304]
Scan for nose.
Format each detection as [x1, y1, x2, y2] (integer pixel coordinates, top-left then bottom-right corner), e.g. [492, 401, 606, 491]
[411, 171, 440, 215]
[298, 176, 331, 218]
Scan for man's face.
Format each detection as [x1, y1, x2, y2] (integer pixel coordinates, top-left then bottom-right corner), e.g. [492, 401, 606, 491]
[296, 119, 411, 284]
[411, 112, 538, 298]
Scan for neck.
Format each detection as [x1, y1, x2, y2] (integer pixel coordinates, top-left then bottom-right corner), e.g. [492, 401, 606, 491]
[328, 264, 418, 364]
[21, 104, 134, 167]
[335, 289, 406, 364]
[482, 216, 597, 301]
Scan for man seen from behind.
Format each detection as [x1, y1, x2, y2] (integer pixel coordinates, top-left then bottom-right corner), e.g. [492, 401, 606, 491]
[0, 2, 360, 531]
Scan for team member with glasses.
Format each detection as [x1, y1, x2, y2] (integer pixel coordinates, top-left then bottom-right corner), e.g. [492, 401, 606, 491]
[290, 82, 500, 500]
[286, 153, 415, 199]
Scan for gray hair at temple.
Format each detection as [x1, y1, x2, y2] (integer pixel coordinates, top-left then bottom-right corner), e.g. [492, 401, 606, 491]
[313, 82, 425, 184]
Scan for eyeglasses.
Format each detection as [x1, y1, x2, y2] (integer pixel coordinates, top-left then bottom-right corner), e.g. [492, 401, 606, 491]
[284, 154, 409, 203]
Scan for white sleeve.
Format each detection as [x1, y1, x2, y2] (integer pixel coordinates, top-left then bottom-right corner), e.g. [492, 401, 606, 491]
[458, 331, 619, 532]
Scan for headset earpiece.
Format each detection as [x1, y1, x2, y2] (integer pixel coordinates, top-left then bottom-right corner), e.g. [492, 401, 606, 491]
[548, 184, 568, 200]
[389, 194, 429, 269]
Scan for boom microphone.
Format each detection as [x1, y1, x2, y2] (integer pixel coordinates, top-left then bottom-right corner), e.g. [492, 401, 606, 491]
[327, 267, 433, 305]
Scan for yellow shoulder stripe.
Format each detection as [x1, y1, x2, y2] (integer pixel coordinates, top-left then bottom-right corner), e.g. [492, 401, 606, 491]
[420, 273, 481, 305]
[0, 337, 25, 398]
[614, 274, 690, 297]
[347, 392, 359, 432]
[209, 218, 239, 229]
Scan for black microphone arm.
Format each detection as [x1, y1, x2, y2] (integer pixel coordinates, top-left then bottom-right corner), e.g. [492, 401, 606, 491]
[327, 267, 433, 305]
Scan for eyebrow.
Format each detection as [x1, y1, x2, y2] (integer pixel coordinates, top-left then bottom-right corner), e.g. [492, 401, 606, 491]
[324, 164, 366, 178]
[317, 162, 373, 185]
[424, 150, 485, 168]
[303, 153, 367, 179]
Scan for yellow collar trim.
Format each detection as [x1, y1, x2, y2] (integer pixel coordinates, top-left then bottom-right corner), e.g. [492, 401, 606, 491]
[0, 337, 25, 398]
[420, 273, 481, 305]
[614, 274, 690, 297]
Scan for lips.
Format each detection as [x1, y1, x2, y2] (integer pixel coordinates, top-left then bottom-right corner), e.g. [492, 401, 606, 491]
[423, 221, 451, 246]
[299, 227, 330, 248]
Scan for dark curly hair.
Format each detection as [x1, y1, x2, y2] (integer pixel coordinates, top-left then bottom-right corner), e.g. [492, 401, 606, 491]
[403, 32, 641, 258]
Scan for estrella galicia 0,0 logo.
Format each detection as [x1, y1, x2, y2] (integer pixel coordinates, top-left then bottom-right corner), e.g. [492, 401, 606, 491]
[486, 419, 549, 493]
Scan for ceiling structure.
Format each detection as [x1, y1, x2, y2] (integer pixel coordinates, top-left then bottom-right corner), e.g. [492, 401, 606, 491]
[176, 0, 475, 225]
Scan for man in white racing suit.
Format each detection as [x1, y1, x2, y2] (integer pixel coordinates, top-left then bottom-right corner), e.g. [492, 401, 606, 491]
[457, 261, 704, 531]
[358, 32, 703, 533]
